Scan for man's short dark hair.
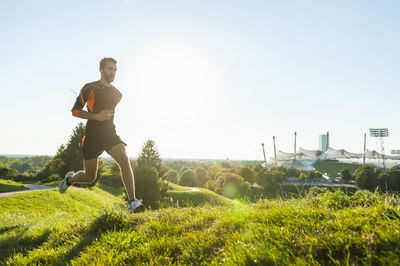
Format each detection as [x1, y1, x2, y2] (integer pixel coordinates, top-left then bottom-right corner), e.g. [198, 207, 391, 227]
[99, 57, 117, 70]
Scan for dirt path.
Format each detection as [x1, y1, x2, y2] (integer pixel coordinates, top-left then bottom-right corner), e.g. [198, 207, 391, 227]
[177, 187, 200, 192]
[0, 184, 53, 198]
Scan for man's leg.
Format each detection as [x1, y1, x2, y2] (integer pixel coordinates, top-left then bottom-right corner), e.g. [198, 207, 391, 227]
[67, 157, 99, 185]
[107, 143, 136, 202]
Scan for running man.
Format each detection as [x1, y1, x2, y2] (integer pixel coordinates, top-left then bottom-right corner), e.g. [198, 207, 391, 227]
[59, 57, 144, 213]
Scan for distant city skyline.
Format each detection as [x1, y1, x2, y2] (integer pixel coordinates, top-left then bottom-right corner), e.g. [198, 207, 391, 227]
[1, 0, 399, 160]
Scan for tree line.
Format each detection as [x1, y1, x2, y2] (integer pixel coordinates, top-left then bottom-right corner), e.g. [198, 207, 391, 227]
[1, 123, 400, 206]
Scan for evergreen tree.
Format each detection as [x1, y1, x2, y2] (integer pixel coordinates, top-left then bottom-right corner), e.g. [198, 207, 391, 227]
[38, 123, 85, 181]
[137, 140, 162, 172]
[133, 140, 167, 208]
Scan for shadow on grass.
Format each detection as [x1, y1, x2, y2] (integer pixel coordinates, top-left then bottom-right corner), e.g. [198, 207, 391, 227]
[56, 211, 137, 264]
[0, 227, 51, 263]
[0, 225, 20, 234]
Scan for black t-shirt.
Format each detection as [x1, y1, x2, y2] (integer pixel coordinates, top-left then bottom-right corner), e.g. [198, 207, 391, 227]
[71, 80, 122, 136]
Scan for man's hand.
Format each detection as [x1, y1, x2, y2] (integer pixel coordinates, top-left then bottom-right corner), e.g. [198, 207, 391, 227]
[95, 109, 114, 121]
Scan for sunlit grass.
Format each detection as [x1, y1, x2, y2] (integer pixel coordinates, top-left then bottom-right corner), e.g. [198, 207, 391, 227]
[1, 185, 399, 265]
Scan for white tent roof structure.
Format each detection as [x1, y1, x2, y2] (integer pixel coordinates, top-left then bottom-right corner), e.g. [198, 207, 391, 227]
[267, 147, 400, 170]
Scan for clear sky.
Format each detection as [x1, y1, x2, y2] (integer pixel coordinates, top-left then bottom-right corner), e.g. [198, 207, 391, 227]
[1, 0, 399, 160]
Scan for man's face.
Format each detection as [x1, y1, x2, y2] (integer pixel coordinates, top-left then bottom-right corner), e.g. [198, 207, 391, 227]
[100, 61, 117, 83]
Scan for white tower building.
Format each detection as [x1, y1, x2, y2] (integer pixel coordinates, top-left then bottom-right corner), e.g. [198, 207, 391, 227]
[319, 133, 329, 152]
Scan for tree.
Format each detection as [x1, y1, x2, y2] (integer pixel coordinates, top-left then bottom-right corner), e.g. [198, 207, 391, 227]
[137, 140, 162, 171]
[204, 180, 219, 192]
[110, 162, 121, 176]
[355, 166, 378, 191]
[38, 123, 85, 181]
[307, 171, 323, 180]
[217, 173, 245, 199]
[340, 168, 353, 183]
[165, 169, 179, 184]
[0, 167, 18, 179]
[239, 166, 256, 183]
[133, 140, 167, 209]
[133, 165, 162, 208]
[208, 165, 222, 180]
[377, 168, 400, 193]
[195, 168, 208, 186]
[179, 169, 199, 187]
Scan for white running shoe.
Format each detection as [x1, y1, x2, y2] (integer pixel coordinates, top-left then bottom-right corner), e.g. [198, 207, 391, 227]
[128, 199, 145, 214]
[59, 171, 75, 194]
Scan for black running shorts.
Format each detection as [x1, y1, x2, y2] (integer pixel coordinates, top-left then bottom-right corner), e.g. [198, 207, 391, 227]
[82, 134, 126, 160]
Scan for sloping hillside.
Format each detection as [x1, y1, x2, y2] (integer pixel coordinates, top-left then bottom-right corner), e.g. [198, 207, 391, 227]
[1, 186, 399, 265]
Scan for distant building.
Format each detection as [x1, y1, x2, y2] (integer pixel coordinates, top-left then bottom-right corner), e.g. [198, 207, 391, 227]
[319, 134, 329, 152]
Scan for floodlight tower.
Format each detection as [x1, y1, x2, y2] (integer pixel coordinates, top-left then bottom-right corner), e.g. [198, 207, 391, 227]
[294, 132, 297, 161]
[273, 136, 277, 166]
[326, 131, 329, 151]
[369, 128, 389, 169]
[261, 143, 266, 164]
[363, 133, 366, 165]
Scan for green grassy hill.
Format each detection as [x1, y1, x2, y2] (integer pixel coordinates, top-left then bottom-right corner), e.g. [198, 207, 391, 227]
[1, 185, 400, 264]
[313, 160, 361, 178]
[0, 180, 29, 193]
[167, 182, 233, 206]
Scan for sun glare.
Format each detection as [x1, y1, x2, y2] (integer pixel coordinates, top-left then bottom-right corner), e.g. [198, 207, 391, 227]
[135, 42, 221, 118]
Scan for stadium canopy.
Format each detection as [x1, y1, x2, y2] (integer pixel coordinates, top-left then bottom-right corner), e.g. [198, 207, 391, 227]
[266, 147, 400, 170]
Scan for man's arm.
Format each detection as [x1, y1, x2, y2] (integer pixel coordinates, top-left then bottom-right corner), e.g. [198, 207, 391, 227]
[74, 109, 114, 121]
[71, 84, 114, 121]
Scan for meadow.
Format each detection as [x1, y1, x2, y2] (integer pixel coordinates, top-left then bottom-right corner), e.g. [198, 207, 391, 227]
[1, 183, 400, 265]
